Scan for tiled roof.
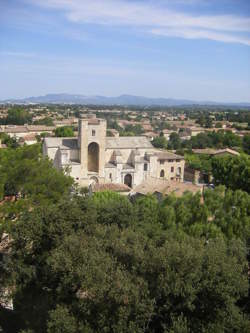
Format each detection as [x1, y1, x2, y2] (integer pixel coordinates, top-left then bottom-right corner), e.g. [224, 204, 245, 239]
[131, 177, 201, 197]
[106, 136, 153, 149]
[155, 151, 184, 160]
[192, 148, 239, 156]
[1, 125, 55, 133]
[91, 183, 131, 192]
[27, 125, 55, 131]
[2, 126, 28, 133]
[20, 134, 37, 141]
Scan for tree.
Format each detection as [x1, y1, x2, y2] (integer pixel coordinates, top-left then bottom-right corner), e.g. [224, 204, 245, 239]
[152, 136, 168, 149]
[91, 191, 135, 228]
[243, 135, 250, 154]
[205, 117, 213, 128]
[1, 188, 249, 332]
[54, 126, 74, 137]
[33, 117, 54, 126]
[167, 132, 181, 150]
[0, 133, 19, 148]
[124, 124, 143, 135]
[0, 144, 73, 204]
[185, 153, 212, 174]
[212, 155, 250, 193]
[4, 108, 32, 125]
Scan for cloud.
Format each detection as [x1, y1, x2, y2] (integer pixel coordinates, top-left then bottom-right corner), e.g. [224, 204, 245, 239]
[0, 51, 37, 58]
[24, 0, 250, 45]
[151, 28, 250, 46]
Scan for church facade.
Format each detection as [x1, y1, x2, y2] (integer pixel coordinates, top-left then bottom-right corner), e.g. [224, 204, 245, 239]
[43, 115, 185, 188]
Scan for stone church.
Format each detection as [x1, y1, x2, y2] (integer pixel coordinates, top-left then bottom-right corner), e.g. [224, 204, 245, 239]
[43, 114, 185, 188]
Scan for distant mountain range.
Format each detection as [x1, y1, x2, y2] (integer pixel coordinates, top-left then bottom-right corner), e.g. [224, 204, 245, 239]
[1, 93, 250, 107]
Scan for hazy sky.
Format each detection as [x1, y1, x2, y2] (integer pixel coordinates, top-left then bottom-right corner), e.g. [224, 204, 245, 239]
[0, 0, 250, 102]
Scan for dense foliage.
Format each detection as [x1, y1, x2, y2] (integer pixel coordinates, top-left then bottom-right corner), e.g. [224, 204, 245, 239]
[0, 144, 73, 203]
[33, 117, 54, 126]
[54, 126, 74, 137]
[151, 135, 168, 149]
[0, 108, 32, 125]
[0, 146, 249, 333]
[152, 130, 250, 154]
[0, 187, 249, 333]
[212, 155, 250, 193]
[183, 130, 242, 150]
[184, 153, 212, 174]
[0, 133, 19, 148]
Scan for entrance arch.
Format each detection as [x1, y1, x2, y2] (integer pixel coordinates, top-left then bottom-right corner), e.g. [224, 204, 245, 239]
[88, 142, 99, 172]
[124, 174, 132, 188]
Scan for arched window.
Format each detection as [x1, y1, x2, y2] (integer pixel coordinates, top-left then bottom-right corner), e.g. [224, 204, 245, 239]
[160, 169, 165, 178]
[88, 142, 99, 172]
[124, 174, 132, 188]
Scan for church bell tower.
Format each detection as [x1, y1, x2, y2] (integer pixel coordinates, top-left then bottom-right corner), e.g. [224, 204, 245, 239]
[78, 114, 106, 184]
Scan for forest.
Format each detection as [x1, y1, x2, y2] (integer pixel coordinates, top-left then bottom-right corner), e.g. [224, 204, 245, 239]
[0, 144, 249, 333]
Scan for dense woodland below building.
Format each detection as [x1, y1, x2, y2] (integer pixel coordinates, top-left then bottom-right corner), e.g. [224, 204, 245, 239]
[0, 143, 249, 333]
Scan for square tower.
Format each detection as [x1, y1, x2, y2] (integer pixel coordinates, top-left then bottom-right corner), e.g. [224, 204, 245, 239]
[78, 114, 106, 185]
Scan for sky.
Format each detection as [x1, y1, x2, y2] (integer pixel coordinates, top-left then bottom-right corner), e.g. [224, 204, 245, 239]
[0, 0, 250, 102]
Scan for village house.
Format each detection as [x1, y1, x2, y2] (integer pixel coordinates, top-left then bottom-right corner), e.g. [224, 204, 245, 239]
[189, 127, 206, 136]
[54, 118, 78, 127]
[43, 114, 185, 188]
[143, 131, 158, 141]
[0, 125, 55, 139]
[162, 129, 175, 140]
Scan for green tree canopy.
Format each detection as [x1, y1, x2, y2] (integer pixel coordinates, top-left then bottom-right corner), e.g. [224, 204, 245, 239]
[211, 155, 250, 193]
[3, 108, 32, 125]
[33, 117, 54, 126]
[54, 126, 74, 137]
[152, 136, 168, 149]
[4, 195, 249, 333]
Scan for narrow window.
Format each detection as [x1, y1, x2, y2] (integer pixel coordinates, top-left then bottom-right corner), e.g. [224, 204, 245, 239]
[92, 130, 96, 136]
[160, 169, 165, 178]
[144, 163, 148, 171]
[171, 166, 174, 173]
[109, 173, 112, 179]
[160, 160, 164, 165]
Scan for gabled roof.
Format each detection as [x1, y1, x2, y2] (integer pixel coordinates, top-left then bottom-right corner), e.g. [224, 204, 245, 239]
[131, 177, 201, 197]
[192, 148, 240, 156]
[91, 183, 131, 193]
[44, 137, 78, 149]
[106, 136, 153, 149]
[155, 151, 184, 160]
[2, 126, 28, 133]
